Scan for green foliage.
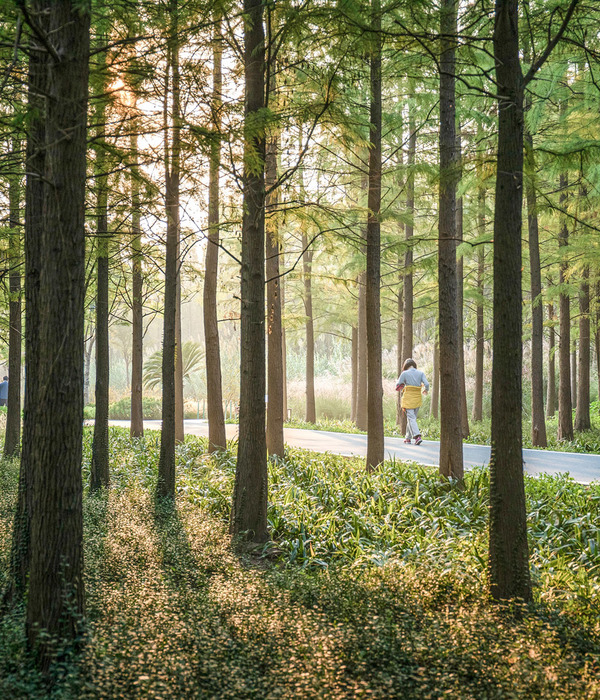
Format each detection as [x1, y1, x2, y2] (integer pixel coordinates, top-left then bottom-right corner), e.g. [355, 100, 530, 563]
[108, 396, 162, 420]
[0, 432, 599, 697]
[143, 341, 205, 391]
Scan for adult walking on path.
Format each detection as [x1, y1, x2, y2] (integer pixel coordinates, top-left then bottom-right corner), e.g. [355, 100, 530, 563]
[396, 358, 429, 445]
[107, 419, 600, 485]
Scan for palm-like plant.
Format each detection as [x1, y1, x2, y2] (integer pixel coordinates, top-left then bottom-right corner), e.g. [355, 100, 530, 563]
[143, 341, 205, 391]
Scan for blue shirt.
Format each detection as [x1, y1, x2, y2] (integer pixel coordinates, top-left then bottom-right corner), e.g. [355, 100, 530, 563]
[0, 380, 8, 400]
[396, 367, 429, 391]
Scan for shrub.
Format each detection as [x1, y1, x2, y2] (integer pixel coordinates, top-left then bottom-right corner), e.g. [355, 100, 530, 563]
[108, 396, 162, 420]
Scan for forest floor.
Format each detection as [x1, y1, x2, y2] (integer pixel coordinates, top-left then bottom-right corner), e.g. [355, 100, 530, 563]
[1, 430, 600, 698]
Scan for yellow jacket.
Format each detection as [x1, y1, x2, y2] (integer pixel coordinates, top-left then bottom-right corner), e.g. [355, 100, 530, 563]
[401, 385, 423, 409]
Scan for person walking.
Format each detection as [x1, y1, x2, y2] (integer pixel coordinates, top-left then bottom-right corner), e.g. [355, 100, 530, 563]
[0, 376, 8, 407]
[396, 359, 429, 445]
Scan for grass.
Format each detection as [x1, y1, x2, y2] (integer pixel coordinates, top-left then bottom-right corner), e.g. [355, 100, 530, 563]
[0, 427, 599, 698]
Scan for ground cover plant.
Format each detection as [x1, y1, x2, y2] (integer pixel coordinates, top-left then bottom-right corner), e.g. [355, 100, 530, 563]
[0, 427, 599, 698]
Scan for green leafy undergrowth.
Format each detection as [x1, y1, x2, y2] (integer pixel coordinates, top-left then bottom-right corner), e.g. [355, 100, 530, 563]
[0, 430, 599, 698]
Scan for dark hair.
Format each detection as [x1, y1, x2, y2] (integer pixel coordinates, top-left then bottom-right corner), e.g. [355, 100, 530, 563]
[2, 376, 7, 381]
[402, 358, 417, 371]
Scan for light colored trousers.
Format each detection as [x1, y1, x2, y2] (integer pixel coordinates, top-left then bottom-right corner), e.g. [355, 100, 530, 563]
[405, 408, 420, 439]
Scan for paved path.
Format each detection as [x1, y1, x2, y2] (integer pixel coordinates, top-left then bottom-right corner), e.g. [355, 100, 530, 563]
[109, 419, 600, 484]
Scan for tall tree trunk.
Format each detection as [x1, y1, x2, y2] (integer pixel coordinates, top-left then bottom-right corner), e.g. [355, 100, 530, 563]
[281, 263, 288, 421]
[351, 325, 358, 422]
[91, 43, 110, 491]
[557, 172, 573, 441]
[570, 343, 577, 409]
[546, 301, 556, 417]
[396, 283, 403, 425]
[525, 136, 547, 446]
[266, 128, 284, 456]
[356, 273, 368, 429]
[157, 10, 182, 498]
[400, 103, 416, 436]
[5, 12, 47, 604]
[303, 233, 316, 423]
[472, 186, 485, 422]
[456, 126, 470, 438]
[230, 0, 268, 543]
[4, 138, 22, 457]
[488, 0, 531, 602]
[430, 335, 439, 419]
[575, 266, 591, 430]
[366, 0, 384, 469]
[130, 96, 144, 438]
[90, 141, 110, 491]
[203, 18, 226, 452]
[172, 14, 184, 446]
[438, 0, 463, 479]
[26, 0, 90, 662]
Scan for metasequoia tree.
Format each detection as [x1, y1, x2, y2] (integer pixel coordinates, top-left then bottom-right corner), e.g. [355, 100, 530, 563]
[4, 136, 21, 458]
[488, 0, 578, 601]
[230, 0, 268, 543]
[90, 18, 111, 491]
[25, 0, 90, 662]
[366, 0, 384, 469]
[265, 124, 285, 456]
[557, 168, 573, 441]
[437, 0, 463, 479]
[4, 0, 48, 605]
[204, 16, 227, 452]
[157, 2, 183, 497]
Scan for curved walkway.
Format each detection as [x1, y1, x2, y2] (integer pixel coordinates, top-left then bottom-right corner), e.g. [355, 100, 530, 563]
[109, 419, 600, 485]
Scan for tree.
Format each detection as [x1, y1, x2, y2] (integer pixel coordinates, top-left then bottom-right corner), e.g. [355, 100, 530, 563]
[4, 136, 21, 458]
[230, 0, 268, 544]
[25, 0, 90, 662]
[203, 16, 227, 453]
[90, 17, 111, 492]
[157, 1, 182, 498]
[437, 0, 463, 480]
[488, 0, 531, 601]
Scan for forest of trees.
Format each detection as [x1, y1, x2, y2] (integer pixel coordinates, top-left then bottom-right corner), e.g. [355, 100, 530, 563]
[1, 0, 600, 673]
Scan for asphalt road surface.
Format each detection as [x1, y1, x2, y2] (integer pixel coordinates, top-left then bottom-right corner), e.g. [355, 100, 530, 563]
[109, 420, 600, 485]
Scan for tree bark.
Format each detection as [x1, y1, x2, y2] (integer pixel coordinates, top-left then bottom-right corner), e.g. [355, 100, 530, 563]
[488, 0, 531, 602]
[575, 266, 591, 431]
[130, 95, 144, 438]
[472, 187, 485, 422]
[303, 231, 316, 423]
[5, 10, 47, 604]
[570, 344, 577, 410]
[400, 103, 416, 437]
[525, 135, 547, 445]
[5, 138, 22, 457]
[203, 18, 226, 452]
[266, 128, 284, 456]
[438, 0, 463, 479]
[356, 272, 368, 429]
[557, 172, 573, 441]
[90, 147, 110, 492]
[546, 301, 556, 417]
[26, 0, 89, 661]
[230, 0, 268, 543]
[430, 335, 439, 419]
[366, 0, 384, 469]
[157, 11, 182, 498]
[456, 126, 470, 438]
[396, 283, 403, 425]
[351, 325, 358, 422]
